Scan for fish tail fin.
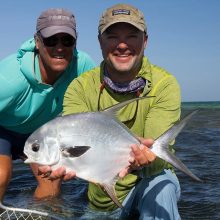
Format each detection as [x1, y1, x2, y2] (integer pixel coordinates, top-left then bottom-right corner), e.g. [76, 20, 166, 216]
[102, 181, 123, 208]
[152, 110, 203, 182]
[158, 147, 202, 182]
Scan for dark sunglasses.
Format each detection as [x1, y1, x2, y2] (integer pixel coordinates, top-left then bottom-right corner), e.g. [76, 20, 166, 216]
[38, 33, 75, 47]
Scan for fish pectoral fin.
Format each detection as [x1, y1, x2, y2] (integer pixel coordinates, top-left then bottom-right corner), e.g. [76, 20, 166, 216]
[62, 146, 91, 157]
[101, 181, 123, 209]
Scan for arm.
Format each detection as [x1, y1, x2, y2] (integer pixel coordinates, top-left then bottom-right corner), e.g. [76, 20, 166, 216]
[121, 75, 181, 177]
[144, 76, 181, 138]
[142, 74, 181, 176]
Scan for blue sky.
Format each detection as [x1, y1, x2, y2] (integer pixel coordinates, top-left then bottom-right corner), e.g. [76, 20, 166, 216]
[1, 0, 219, 102]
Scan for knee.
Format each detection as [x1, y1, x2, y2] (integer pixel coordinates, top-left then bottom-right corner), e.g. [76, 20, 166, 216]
[160, 181, 178, 198]
[163, 176, 181, 200]
[153, 170, 181, 200]
[139, 177, 180, 210]
[0, 172, 11, 187]
[139, 181, 180, 220]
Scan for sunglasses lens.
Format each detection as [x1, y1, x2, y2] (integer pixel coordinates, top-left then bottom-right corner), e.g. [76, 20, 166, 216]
[40, 34, 75, 47]
[43, 36, 58, 47]
[61, 35, 75, 47]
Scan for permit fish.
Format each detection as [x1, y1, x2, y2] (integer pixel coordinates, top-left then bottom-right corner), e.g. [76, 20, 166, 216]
[24, 97, 202, 208]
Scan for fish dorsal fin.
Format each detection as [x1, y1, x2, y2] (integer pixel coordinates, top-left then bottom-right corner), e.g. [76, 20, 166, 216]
[101, 177, 123, 208]
[61, 146, 90, 157]
[102, 96, 155, 116]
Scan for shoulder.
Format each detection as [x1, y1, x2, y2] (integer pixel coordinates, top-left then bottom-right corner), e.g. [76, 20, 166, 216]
[151, 64, 178, 84]
[148, 63, 180, 96]
[140, 57, 179, 88]
[0, 53, 18, 69]
[64, 66, 102, 114]
[72, 49, 96, 76]
[74, 49, 96, 67]
[0, 53, 23, 85]
[0, 53, 28, 97]
[64, 66, 101, 104]
[141, 59, 180, 108]
[75, 49, 92, 58]
[68, 66, 101, 91]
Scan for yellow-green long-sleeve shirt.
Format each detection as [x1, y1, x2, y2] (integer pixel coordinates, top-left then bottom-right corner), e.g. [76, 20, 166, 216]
[63, 57, 181, 211]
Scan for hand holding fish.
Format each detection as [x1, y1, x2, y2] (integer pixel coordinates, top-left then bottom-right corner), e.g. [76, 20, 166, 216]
[119, 138, 156, 178]
[38, 138, 155, 180]
[38, 166, 76, 181]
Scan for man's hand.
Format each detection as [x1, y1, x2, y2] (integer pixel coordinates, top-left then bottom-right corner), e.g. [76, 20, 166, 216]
[38, 166, 76, 181]
[119, 138, 156, 178]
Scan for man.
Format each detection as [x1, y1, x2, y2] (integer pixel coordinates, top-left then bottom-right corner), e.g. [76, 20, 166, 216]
[0, 8, 95, 203]
[62, 3, 181, 219]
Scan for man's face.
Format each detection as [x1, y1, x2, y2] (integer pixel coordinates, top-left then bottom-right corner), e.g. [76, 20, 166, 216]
[35, 33, 76, 80]
[99, 23, 147, 79]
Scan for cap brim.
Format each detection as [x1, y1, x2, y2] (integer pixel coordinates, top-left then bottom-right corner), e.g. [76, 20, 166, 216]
[40, 26, 76, 39]
[100, 19, 145, 34]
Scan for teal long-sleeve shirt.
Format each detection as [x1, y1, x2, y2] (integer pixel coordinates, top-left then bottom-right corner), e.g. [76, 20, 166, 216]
[0, 38, 96, 134]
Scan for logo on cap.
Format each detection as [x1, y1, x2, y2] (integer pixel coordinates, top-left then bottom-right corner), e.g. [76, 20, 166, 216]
[112, 9, 130, 16]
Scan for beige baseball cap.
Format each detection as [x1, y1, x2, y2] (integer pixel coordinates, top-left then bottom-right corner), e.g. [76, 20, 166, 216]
[98, 4, 147, 34]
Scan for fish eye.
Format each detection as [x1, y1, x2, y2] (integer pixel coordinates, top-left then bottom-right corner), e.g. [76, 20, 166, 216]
[32, 142, 40, 152]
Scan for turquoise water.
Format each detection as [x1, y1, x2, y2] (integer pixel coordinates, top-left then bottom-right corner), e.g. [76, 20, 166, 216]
[2, 101, 220, 219]
[182, 101, 220, 108]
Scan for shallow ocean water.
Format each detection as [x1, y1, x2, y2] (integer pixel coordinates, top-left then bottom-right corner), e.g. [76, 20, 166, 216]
[2, 102, 220, 219]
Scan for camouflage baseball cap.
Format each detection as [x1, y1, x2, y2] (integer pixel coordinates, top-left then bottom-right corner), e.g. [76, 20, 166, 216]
[98, 4, 147, 34]
[36, 8, 76, 38]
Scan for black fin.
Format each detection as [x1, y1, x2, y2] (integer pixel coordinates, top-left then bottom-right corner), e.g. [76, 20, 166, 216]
[62, 146, 91, 157]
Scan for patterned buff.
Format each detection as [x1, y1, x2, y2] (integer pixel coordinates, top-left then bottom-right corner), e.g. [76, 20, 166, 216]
[103, 69, 147, 94]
